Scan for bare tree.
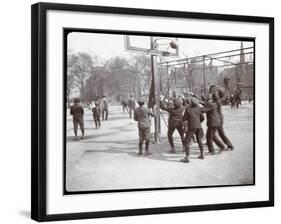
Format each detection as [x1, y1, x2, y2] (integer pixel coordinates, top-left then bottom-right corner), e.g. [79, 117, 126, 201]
[84, 55, 107, 101]
[67, 52, 80, 106]
[67, 52, 95, 103]
[67, 52, 152, 103]
[128, 55, 151, 97]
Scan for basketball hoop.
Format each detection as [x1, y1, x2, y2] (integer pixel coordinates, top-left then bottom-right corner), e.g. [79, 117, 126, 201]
[124, 35, 179, 57]
[153, 38, 178, 52]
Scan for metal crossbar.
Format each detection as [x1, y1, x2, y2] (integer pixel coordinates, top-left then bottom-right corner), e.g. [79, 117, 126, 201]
[159, 47, 254, 67]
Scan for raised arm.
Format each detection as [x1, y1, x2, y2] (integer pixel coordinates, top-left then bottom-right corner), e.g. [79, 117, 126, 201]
[160, 100, 170, 112]
[200, 102, 216, 113]
[182, 108, 189, 122]
[148, 108, 155, 117]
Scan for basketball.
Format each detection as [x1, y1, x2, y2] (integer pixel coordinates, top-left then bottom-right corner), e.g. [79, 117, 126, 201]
[170, 40, 178, 49]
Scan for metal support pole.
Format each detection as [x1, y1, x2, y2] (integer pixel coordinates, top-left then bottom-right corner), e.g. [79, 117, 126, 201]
[184, 63, 191, 91]
[203, 55, 207, 95]
[189, 69, 192, 92]
[151, 55, 161, 143]
[236, 64, 240, 89]
[150, 37, 161, 143]
[167, 64, 170, 99]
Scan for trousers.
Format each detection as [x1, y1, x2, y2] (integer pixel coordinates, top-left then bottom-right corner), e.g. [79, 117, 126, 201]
[185, 128, 204, 156]
[73, 116, 84, 135]
[206, 127, 224, 152]
[102, 109, 108, 120]
[167, 120, 185, 148]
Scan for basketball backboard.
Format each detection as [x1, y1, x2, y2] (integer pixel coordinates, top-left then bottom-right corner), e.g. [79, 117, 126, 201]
[124, 35, 179, 57]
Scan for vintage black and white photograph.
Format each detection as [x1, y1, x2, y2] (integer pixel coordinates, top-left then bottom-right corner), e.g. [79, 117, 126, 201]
[65, 30, 254, 193]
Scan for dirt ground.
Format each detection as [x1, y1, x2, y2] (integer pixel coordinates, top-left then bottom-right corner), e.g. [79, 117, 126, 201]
[65, 102, 254, 192]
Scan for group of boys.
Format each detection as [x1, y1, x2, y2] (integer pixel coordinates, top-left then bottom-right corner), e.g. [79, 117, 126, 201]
[133, 85, 234, 163]
[69, 96, 109, 140]
[70, 86, 234, 163]
[121, 95, 137, 118]
[91, 96, 109, 128]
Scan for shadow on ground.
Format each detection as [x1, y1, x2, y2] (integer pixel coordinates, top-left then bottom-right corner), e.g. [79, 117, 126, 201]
[79, 138, 216, 164]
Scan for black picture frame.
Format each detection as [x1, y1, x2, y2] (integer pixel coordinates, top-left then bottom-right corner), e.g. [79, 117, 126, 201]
[63, 27, 256, 195]
[31, 2, 274, 222]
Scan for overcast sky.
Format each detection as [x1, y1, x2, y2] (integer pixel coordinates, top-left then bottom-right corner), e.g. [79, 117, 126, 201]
[68, 32, 254, 62]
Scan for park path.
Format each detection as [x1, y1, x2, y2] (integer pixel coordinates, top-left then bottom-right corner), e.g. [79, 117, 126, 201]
[66, 103, 254, 192]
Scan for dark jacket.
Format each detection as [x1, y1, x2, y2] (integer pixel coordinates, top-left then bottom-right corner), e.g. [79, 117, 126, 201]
[92, 107, 101, 117]
[216, 100, 223, 125]
[216, 89, 225, 125]
[128, 99, 136, 109]
[201, 101, 221, 127]
[134, 106, 154, 128]
[160, 100, 185, 125]
[102, 98, 108, 110]
[70, 103, 84, 119]
[121, 99, 128, 106]
[183, 105, 204, 129]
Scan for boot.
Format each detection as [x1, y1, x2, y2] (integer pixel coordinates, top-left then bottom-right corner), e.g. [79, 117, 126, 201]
[74, 130, 78, 140]
[80, 131, 85, 140]
[138, 142, 143, 155]
[144, 141, 152, 155]
[198, 151, 205, 160]
[180, 156, 190, 163]
[228, 145, 234, 150]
